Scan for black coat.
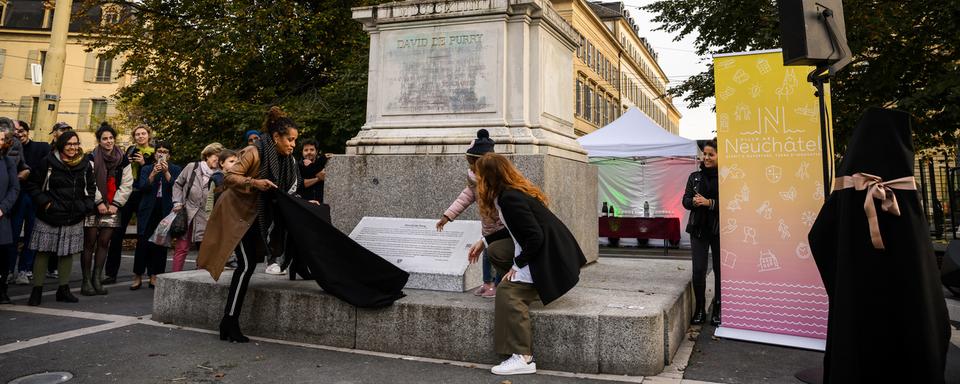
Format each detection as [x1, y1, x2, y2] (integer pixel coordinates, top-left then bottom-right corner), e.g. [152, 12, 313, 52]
[0, 156, 20, 245]
[274, 191, 408, 308]
[25, 152, 96, 226]
[498, 188, 586, 305]
[136, 163, 182, 236]
[808, 108, 950, 383]
[682, 167, 719, 238]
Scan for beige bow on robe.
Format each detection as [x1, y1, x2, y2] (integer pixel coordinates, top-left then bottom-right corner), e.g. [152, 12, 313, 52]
[832, 173, 916, 250]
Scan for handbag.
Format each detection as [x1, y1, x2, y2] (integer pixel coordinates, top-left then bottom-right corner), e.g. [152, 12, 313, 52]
[149, 211, 178, 247]
[169, 162, 199, 238]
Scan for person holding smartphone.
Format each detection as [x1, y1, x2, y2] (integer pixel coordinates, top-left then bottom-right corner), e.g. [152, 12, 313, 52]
[103, 125, 155, 284]
[131, 141, 180, 290]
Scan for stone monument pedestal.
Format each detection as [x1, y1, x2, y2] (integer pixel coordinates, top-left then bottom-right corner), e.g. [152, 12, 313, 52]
[328, 0, 598, 263]
[327, 154, 597, 263]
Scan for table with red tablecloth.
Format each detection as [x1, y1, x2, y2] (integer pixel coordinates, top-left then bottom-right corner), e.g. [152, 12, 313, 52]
[598, 216, 682, 255]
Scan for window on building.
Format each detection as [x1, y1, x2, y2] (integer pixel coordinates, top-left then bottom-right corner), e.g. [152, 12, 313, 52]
[593, 88, 604, 125]
[575, 79, 582, 117]
[95, 55, 112, 82]
[39, 51, 47, 70]
[91, 99, 108, 128]
[0, 1, 7, 27]
[587, 43, 593, 69]
[31, 97, 39, 128]
[102, 9, 120, 25]
[584, 87, 592, 123]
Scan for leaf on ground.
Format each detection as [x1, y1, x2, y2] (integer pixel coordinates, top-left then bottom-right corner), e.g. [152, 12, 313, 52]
[214, 372, 225, 379]
[500, 380, 512, 384]
[148, 353, 167, 357]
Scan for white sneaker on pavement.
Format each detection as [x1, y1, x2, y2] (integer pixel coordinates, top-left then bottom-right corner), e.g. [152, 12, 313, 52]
[265, 263, 284, 275]
[491, 354, 536, 375]
[46, 271, 59, 279]
[15, 271, 29, 285]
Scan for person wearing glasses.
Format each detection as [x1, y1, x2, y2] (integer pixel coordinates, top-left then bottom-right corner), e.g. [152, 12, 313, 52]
[24, 131, 96, 306]
[131, 141, 181, 290]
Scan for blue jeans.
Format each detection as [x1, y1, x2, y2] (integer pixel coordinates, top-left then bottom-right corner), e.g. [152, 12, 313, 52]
[482, 249, 500, 284]
[7, 193, 37, 273]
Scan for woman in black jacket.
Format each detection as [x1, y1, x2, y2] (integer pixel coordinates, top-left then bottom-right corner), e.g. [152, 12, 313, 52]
[473, 153, 586, 376]
[0, 127, 20, 305]
[682, 140, 720, 326]
[26, 131, 96, 306]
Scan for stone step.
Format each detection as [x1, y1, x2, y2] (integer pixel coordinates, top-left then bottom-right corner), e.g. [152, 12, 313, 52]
[152, 258, 694, 376]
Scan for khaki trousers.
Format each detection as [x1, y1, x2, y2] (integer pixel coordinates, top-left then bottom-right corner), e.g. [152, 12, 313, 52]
[487, 238, 541, 355]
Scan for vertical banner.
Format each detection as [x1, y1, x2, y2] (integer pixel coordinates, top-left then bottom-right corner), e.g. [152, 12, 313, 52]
[713, 50, 830, 350]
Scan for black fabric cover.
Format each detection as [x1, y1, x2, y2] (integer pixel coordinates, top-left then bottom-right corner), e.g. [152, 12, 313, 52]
[274, 192, 408, 308]
[808, 107, 950, 383]
[498, 188, 586, 305]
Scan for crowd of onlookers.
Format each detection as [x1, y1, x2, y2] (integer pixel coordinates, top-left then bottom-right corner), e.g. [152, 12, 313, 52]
[0, 117, 328, 306]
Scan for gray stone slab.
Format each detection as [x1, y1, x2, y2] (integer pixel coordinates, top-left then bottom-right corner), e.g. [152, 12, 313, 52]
[325, 154, 598, 263]
[153, 270, 357, 348]
[152, 258, 691, 376]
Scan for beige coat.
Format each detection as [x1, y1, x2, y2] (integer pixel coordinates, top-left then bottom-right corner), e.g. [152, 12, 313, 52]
[172, 162, 213, 243]
[197, 145, 261, 281]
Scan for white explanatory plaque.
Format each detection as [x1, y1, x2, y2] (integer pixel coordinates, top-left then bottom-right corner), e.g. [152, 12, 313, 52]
[348, 217, 483, 292]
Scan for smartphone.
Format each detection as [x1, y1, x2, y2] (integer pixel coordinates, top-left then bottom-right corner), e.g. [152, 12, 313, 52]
[157, 153, 167, 163]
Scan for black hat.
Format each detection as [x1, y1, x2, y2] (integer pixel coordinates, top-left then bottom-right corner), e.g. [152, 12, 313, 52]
[466, 129, 495, 157]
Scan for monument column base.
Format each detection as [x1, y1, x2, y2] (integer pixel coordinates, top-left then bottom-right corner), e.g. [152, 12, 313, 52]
[325, 154, 598, 264]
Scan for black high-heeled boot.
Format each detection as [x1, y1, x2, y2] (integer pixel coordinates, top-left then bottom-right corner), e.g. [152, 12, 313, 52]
[28, 286, 43, 306]
[219, 315, 250, 343]
[710, 300, 721, 326]
[691, 305, 706, 325]
[0, 274, 12, 304]
[56, 285, 79, 303]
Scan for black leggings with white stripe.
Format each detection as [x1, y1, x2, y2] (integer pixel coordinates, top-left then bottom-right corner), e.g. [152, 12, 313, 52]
[224, 224, 265, 317]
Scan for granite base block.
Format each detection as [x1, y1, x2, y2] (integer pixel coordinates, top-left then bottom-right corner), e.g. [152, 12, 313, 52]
[153, 270, 357, 348]
[404, 261, 482, 292]
[325, 154, 598, 263]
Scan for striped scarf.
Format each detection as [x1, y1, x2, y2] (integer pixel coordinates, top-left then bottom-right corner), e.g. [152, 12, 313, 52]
[255, 134, 300, 254]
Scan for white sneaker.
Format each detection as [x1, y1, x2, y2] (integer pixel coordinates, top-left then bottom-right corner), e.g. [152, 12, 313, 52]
[46, 271, 59, 279]
[15, 271, 29, 285]
[265, 263, 283, 275]
[491, 354, 536, 375]
[25, 271, 33, 279]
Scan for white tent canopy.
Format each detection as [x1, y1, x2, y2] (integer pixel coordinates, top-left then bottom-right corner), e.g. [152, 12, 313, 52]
[577, 107, 699, 248]
[577, 107, 698, 158]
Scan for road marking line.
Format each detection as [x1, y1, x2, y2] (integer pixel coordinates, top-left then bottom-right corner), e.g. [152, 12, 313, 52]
[0, 319, 138, 354]
[0, 305, 144, 323]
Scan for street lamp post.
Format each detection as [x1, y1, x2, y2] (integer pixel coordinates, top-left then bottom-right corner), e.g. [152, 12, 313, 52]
[33, 0, 75, 144]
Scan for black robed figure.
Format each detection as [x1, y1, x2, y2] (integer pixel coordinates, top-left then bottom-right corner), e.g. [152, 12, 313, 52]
[808, 107, 950, 383]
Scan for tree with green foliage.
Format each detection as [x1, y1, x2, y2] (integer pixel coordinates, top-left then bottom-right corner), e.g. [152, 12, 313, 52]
[644, 0, 960, 152]
[76, 0, 376, 163]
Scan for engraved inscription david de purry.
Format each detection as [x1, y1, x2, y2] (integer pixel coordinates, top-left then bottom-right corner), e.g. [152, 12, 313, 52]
[383, 30, 496, 115]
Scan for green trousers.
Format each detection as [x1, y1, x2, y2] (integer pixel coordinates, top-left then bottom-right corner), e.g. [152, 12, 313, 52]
[33, 252, 76, 286]
[487, 238, 541, 356]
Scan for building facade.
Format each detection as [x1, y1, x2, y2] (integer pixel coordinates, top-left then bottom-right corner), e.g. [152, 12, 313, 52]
[0, 0, 127, 146]
[552, 0, 681, 136]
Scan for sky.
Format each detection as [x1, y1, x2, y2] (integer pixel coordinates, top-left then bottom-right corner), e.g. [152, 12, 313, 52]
[620, 0, 717, 140]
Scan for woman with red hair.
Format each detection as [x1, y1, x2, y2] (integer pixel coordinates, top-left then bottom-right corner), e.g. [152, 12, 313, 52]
[472, 153, 586, 375]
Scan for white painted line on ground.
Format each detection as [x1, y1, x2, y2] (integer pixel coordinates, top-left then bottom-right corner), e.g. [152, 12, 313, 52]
[0, 304, 144, 323]
[0, 319, 138, 354]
